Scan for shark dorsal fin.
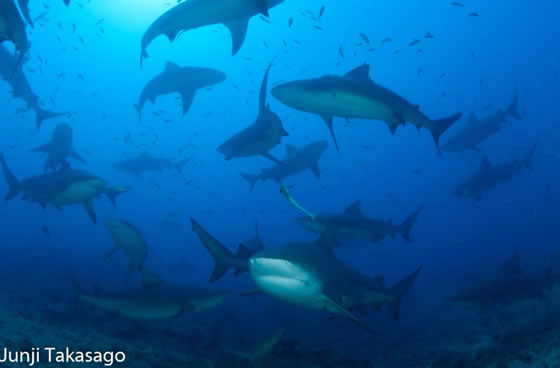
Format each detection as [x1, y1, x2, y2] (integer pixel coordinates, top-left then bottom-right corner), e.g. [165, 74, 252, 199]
[316, 228, 338, 252]
[480, 158, 491, 170]
[165, 61, 180, 72]
[344, 64, 371, 81]
[285, 144, 298, 157]
[344, 200, 363, 216]
[503, 253, 522, 277]
[142, 267, 163, 287]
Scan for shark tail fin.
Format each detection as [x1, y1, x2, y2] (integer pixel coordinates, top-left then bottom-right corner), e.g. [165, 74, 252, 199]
[389, 267, 421, 322]
[507, 90, 521, 119]
[0, 153, 21, 200]
[430, 113, 462, 150]
[240, 173, 259, 190]
[399, 205, 423, 243]
[524, 142, 537, 171]
[175, 158, 191, 174]
[36, 108, 66, 130]
[105, 186, 131, 207]
[191, 218, 241, 282]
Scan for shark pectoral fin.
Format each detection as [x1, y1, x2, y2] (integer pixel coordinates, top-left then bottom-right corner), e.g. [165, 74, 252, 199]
[322, 295, 372, 333]
[224, 19, 249, 55]
[180, 89, 196, 115]
[261, 152, 283, 164]
[104, 244, 120, 260]
[321, 115, 340, 152]
[82, 200, 97, 224]
[30, 143, 52, 152]
[255, 0, 270, 16]
[240, 288, 264, 297]
[310, 162, 321, 179]
[70, 150, 87, 165]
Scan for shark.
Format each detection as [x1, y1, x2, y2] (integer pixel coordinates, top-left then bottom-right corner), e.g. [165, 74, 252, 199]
[104, 219, 149, 275]
[140, 0, 285, 67]
[271, 64, 462, 151]
[135, 61, 226, 120]
[0, 0, 29, 72]
[217, 62, 288, 163]
[113, 152, 191, 178]
[449, 253, 560, 307]
[440, 91, 521, 153]
[0, 153, 128, 223]
[190, 218, 259, 282]
[453, 143, 537, 201]
[244, 220, 265, 251]
[30, 123, 86, 171]
[226, 326, 286, 368]
[79, 267, 228, 319]
[0, 44, 66, 129]
[240, 141, 328, 190]
[248, 230, 422, 330]
[280, 182, 422, 244]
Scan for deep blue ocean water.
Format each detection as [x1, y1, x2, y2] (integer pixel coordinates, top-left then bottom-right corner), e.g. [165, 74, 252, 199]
[0, 1, 558, 366]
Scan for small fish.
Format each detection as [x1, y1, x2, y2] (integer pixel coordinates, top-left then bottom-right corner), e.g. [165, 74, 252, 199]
[440, 72, 447, 79]
[96, 18, 105, 25]
[408, 39, 420, 47]
[41, 225, 50, 237]
[469, 12, 479, 17]
[339, 44, 344, 58]
[424, 32, 435, 39]
[288, 18, 293, 27]
[381, 38, 392, 45]
[450, 2, 464, 7]
[319, 5, 325, 19]
[359, 33, 370, 45]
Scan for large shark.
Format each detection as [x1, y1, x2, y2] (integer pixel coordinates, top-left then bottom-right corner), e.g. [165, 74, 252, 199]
[248, 231, 422, 330]
[453, 143, 537, 201]
[191, 218, 258, 282]
[271, 64, 462, 151]
[113, 152, 191, 178]
[0, 45, 66, 128]
[441, 91, 521, 153]
[226, 326, 286, 368]
[0, 0, 29, 71]
[140, 0, 285, 67]
[449, 253, 560, 307]
[135, 61, 226, 120]
[217, 63, 288, 163]
[104, 219, 148, 275]
[79, 268, 228, 319]
[280, 183, 422, 244]
[240, 141, 328, 190]
[30, 123, 86, 171]
[0, 153, 128, 223]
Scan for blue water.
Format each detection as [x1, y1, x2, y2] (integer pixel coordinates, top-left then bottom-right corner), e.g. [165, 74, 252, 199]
[0, 0, 558, 366]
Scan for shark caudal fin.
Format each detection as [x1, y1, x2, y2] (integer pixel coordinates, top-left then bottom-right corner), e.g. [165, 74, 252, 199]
[430, 113, 462, 150]
[105, 186, 131, 207]
[191, 218, 249, 282]
[175, 158, 191, 174]
[399, 205, 423, 243]
[36, 108, 66, 130]
[389, 267, 421, 322]
[507, 90, 521, 119]
[524, 142, 538, 171]
[0, 153, 21, 200]
[240, 173, 259, 190]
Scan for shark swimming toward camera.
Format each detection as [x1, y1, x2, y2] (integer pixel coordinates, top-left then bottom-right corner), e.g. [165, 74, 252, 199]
[280, 183, 422, 244]
[135, 62, 226, 120]
[449, 253, 560, 307]
[247, 230, 422, 330]
[240, 141, 328, 190]
[0, 153, 129, 223]
[217, 62, 288, 163]
[441, 91, 521, 153]
[104, 219, 148, 275]
[140, 0, 285, 67]
[113, 152, 191, 178]
[30, 123, 86, 171]
[453, 143, 537, 201]
[190, 218, 259, 282]
[0, 45, 66, 129]
[79, 267, 228, 319]
[271, 64, 462, 151]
